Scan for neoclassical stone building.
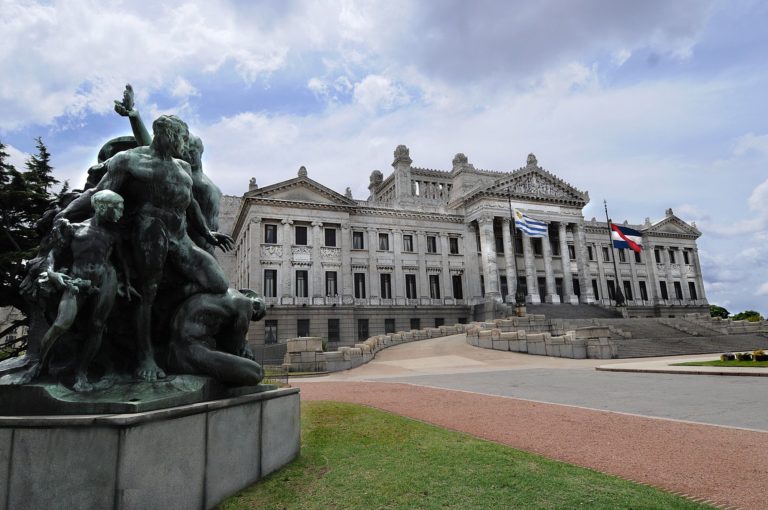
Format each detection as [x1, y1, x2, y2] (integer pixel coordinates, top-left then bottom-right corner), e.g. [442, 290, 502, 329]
[225, 145, 707, 345]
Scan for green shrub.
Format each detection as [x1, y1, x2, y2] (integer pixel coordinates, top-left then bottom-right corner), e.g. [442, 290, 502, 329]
[736, 352, 753, 361]
[753, 349, 768, 361]
[720, 352, 736, 361]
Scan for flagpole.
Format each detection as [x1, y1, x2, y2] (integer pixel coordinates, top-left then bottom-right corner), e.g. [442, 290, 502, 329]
[507, 187, 526, 305]
[604, 200, 626, 306]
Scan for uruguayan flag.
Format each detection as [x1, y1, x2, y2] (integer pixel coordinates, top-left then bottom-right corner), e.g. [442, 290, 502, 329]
[513, 209, 548, 237]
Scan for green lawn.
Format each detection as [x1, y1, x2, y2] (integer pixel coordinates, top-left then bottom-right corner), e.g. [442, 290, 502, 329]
[673, 359, 768, 367]
[220, 401, 712, 510]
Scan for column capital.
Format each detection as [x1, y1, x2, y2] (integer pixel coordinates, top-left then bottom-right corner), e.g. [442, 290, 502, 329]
[281, 218, 293, 225]
[249, 216, 262, 224]
[477, 215, 494, 226]
[501, 217, 512, 225]
[311, 221, 323, 228]
[341, 222, 350, 230]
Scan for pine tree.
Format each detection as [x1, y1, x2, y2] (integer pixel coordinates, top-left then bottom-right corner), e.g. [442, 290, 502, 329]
[0, 138, 59, 312]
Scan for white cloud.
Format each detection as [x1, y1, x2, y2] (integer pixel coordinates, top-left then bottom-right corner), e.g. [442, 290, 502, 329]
[353, 75, 410, 112]
[733, 132, 768, 157]
[170, 77, 200, 100]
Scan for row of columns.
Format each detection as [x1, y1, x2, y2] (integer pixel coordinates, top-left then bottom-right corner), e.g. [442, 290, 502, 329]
[475, 216, 595, 305]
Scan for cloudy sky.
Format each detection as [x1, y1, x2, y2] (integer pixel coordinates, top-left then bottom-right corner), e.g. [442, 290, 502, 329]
[2, 0, 767, 315]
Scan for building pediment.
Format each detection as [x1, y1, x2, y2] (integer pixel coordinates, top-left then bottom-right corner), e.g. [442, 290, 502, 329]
[245, 176, 356, 207]
[465, 166, 588, 207]
[644, 214, 701, 238]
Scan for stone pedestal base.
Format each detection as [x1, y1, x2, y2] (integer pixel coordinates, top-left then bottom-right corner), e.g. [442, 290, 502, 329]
[526, 293, 541, 304]
[0, 386, 300, 510]
[545, 294, 560, 304]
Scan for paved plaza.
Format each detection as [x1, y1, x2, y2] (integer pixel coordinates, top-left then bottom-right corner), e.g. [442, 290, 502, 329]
[298, 334, 768, 509]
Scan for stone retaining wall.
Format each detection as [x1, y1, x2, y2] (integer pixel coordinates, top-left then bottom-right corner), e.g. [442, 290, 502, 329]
[282, 324, 467, 373]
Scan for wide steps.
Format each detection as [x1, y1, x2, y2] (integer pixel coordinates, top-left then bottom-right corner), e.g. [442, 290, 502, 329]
[525, 303, 622, 320]
[615, 334, 768, 358]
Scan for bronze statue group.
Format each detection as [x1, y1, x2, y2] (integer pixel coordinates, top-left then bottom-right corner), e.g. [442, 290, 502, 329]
[0, 85, 266, 391]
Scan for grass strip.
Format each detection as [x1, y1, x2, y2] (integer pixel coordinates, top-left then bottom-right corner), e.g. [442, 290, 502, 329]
[220, 401, 713, 510]
[673, 360, 768, 367]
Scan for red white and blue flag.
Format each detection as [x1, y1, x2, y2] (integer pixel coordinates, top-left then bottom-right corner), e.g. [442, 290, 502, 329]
[610, 224, 643, 253]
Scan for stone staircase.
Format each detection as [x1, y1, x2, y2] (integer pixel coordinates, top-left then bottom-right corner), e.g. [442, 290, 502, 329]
[525, 303, 622, 320]
[614, 334, 768, 358]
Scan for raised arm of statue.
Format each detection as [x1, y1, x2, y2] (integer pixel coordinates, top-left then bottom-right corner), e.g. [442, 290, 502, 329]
[114, 84, 152, 146]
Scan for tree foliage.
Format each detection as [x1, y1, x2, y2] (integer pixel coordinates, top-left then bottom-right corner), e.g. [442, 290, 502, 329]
[732, 310, 764, 322]
[709, 305, 729, 319]
[0, 138, 59, 313]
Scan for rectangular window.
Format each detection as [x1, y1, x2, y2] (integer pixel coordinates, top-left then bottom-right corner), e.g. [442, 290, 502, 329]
[683, 250, 690, 265]
[660, 281, 669, 300]
[602, 246, 610, 262]
[357, 319, 369, 341]
[550, 238, 560, 256]
[588, 246, 594, 261]
[623, 281, 633, 300]
[607, 280, 616, 300]
[410, 318, 420, 330]
[354, 273, 366, 298]
[688, 281, 698, 300]
[515, 236, 523, 254]
[533, 238, 543, 256]
[378, 233, 389, 251]
[427, 235, 438, 253]
[295, 226, 308, 245]
[618, 249, 626, 263]
[517, 276, 527, 297]
[458, 317, 467, 324]
[452, 274, 463, 299]
[573, 278, 580, 297]
[475, 230, 481, 252]
[297, 319, 310, 337]
[639, 281, 648, 301]
[328, 319, 340, 342]
[480, 275, 485, 297]
[495, 236, 504, 253]
[635, 251, 642, 264]
[353, 231, 365, 249]
[264, 269, 277, 297]
[567, 244, 575, 259]
[264, 224, 277, 244]
[403, 234, 413, 252]
[449, 237, 459, 254]
[592, 279, 600, 300]
[429, 274, 441, 299]
[385, 319, 395, 334]
[500, 276, 508, 298]
[669, 250, 676, 264]
[264, 320, 278, 344]
[324, 228, 336, 247]
[655, 249, 661, 264]
[405, 274, 417, 299]
[325, 271, 337, 296]
[296, 270, 308, 297]
[380, 274, 392, 299]
[674, 281, 683, 300]
[434, 318, 444, 328]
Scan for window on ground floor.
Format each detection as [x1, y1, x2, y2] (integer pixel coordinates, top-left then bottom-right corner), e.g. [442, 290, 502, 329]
[264, 320, 278, 344]
[639, 281, 648, 301]
[572, 278, 580, 297]
[380, 274, 392, 299]
[688, 281, 698, 300]
[264, 269, 277, 297]
[434, 318, 444, 328]
[296, 270, 308, 297]
[429, 274, 441, 299]
[500, 276, 508, 298]
[660, 281, 669, 300]
[385, 318, 395, 334]
[297, 319, 310, 337]
[325, 271, 337, 296]
[674, 281, 683, 300]
[405, 274, 417, 299]
[354, 273, 366, 299]
[607, 280, 616, 300]
[592, 279, 600, 300]
[623, 280, 633, 301]
[357, 319, 369, 341]
[452, 274, 463, 300]
[410, 318, 420, 330]
[328, 319, 340, 342]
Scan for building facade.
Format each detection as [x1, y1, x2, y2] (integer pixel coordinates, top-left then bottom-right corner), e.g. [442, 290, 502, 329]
[226, 145, 707, 345]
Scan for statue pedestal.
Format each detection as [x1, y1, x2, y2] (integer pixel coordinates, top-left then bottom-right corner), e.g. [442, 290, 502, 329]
[0, 382, 300, 510]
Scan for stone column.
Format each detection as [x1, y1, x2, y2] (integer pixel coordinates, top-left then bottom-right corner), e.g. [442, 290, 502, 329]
[311, 221, 323, 300]
[393, 229, 404, 304]
[558, 222, 577, 304]
[542, 231, 559, 303]
[522, 234, 539, 304]
[573, 222, 594, 303]
[248, 217, 262, 292]
[645, 240, 662, 303]
[440, 233, 451, 301]
[662, 246, 672, 302]
[477, 216, 501, 301]
[463, 223, 482, 303]
[367, 227, 379, 301]
[416, 230, 429, 303]
[280, 219, 293, 301]
[341, 223, 352, 302]
[501, 218, 516, 303]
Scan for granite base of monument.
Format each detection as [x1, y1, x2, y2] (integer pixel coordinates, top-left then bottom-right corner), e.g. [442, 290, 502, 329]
[0, 383, 300, 510]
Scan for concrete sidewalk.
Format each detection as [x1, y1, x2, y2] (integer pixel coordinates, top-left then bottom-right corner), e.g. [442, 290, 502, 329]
[597, 356, 768, 377]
